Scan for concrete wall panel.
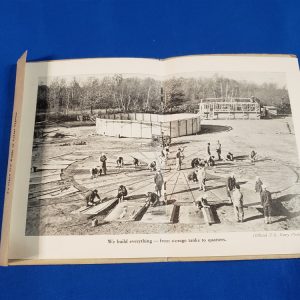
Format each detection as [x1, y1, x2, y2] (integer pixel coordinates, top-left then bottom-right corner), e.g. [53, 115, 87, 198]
[187, 119, 193, 135]
[170, 121, 179, 138]
[132, 122, 142, 138]
[179, 120, 186, 136]
[141, 122, 152, 138]
[96, 114, 201, 138]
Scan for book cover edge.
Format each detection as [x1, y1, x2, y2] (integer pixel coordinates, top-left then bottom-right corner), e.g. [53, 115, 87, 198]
[0, 51, 27, 266]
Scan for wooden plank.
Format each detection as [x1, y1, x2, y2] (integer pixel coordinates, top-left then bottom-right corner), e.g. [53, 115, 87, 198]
[37, 186, 78, 200]
[42, 163, 70, 167]
[46, 159, 76, 165]
[79, 198, 118, 215]
[36, 164, 69, 170]
[28, 187, 63, 200]
[178, 205, 206, 225]
[61, 155, 89, 161]
[104, 201, 146, 222]
[30, 174, 62, 185]
[201, 207, 216, 225]
[140, 205, 175, 224]
[30, 170, 61, 179]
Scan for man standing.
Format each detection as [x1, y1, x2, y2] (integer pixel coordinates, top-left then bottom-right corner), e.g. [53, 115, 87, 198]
[255, 176, 263, 199]
[255, 176, 263, 192]
[226, 173, 236, 203]
[232, 184, 244, 222]
[208, 155, 215, 167]
[100, 153, 107, 175]
[176, 148, 184, 171]
[85, 189, 101, 206]
[207, 143, 211, 156]
[154, 169, 164, 197]
[198, 167, 207, 191]
[216, 140, 221, 160]
[261, 184, 272, 224]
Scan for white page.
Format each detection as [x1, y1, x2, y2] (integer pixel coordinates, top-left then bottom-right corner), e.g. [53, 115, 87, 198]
[7, 55, 300, 261]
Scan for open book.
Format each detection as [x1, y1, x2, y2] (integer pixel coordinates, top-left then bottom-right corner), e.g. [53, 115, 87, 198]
[1, 53, 300, 265]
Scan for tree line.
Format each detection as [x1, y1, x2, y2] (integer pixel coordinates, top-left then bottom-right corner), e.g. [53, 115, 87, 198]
[37, 75, 162, 114]
[163, 76, 290, 113]
[37, 74, 291, 115]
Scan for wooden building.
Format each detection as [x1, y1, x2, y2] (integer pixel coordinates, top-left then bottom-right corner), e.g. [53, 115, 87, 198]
[198, 97, 261, 120]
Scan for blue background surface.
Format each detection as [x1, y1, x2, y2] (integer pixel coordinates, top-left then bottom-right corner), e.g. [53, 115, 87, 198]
[0, 0, 300, 299]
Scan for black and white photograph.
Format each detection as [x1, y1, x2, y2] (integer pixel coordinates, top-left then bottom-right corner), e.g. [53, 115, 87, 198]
[25, 68, 300, 237]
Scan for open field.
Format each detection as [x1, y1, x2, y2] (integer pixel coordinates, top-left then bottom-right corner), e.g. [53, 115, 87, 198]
[25, 116, 300, 235]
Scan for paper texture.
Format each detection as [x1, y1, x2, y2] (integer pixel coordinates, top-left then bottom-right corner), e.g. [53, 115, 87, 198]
[2, 54, 300, 264]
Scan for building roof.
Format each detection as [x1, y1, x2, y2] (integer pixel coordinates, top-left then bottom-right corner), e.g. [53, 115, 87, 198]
[200, 97, 259, 104]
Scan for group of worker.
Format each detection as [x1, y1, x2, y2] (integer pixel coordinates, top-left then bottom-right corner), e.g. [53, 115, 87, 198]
[187, 140, 272, 224]
[85, 138, 272, 225]
[90, 153, 108, 179]
[225, 173, 272, 224]
[91, 153, 142, 178]
[85, 184, 128, 207]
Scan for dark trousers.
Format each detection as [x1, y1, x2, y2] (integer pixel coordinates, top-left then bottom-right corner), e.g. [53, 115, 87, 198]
[263, 205, 272, 217]
[102, 164, 107, 175]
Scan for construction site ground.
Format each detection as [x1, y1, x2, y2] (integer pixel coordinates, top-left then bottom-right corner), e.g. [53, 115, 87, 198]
[25, 116, 300, 235]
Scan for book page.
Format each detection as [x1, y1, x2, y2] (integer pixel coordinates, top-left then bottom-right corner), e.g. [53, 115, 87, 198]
[7, 55, 300, 262]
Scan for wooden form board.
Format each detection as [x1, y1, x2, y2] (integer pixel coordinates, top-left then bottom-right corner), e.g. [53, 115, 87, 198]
[29, 174, 62, 185]
[37, 165, 69, 171]
[104, 201, 146, 222]
[29, 187, 63, 200]
[37, 186, 78, 200]
[61, 155, 89, 161]
[77, 199, 118, 215]
[46, 159, 76, 165]
[30, 170, 61, 179]
[202, 207, 216, 225]
[42, 163, 71, 168]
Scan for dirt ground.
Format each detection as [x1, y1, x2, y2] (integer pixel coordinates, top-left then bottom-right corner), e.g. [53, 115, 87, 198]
[25, 116, 300, 235]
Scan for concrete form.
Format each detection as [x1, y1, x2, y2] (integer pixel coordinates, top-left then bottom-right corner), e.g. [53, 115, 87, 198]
[96, 113, 201, 138]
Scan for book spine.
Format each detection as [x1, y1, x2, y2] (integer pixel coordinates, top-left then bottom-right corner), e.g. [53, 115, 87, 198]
[0, 51, 27, 266]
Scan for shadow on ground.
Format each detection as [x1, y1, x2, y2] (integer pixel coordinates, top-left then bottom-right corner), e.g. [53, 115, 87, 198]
[200, 124, 232, 134]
